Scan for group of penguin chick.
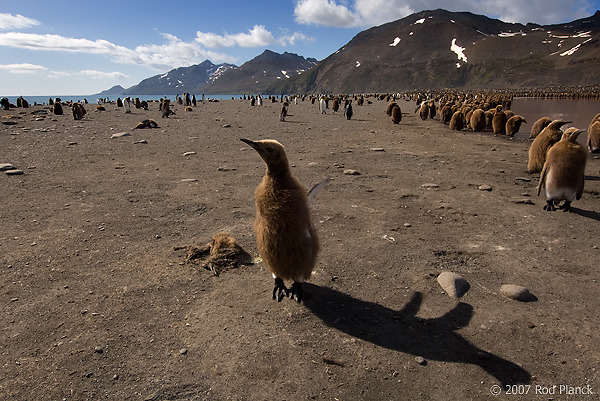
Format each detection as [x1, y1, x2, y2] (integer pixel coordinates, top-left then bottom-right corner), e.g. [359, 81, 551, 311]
[241, 98, 599, 304]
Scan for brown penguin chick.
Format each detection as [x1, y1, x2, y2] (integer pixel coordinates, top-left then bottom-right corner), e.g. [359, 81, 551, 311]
[528, 119, 571, 173]
[72, 103, 85, 120]
[449, 110, 465, 131]
[386, 101, 398, 116]
[587, 120, 600, 153]
[240, 138, 322, 302]
[492, 105, 507, 134]
[537, 128, 587, 212]
[505, 115, 527, 136]
[440, 105, 453, 124]
[530, 116, 552, 139]
[391, 104, 402, 124]
[470, 109, 486, 132]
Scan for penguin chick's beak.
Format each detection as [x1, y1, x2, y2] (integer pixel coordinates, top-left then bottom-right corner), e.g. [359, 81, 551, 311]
[571, 130, 585, 140]
[240, 137, 257, 148]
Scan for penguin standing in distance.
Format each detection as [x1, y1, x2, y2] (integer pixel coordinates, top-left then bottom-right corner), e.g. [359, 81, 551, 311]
[505, 115, 527, 136]
[527, 119, 571, 173]
[319, 97, 327, 114]
[345, 100, 353, 120]
[391, 104, 402, 124]
[530, 116, 552, 139]
[279, 101, 288, 122]
[492, 105, 507, 134]
[240, 138, 328, 302]
[470, 109, 486, 132]
[449, 110, 465, 131]
[537, 128, 587, 212]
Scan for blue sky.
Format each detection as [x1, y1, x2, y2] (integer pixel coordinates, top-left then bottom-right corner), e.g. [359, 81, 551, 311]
[1, 0, 598, 96]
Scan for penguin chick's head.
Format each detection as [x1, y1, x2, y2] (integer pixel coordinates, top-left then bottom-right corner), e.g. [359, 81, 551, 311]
[561, 127, 584, 142]
[240, 138, 290, 174]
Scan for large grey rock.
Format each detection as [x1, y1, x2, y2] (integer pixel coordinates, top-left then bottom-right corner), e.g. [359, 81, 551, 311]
[500, 284, 536, 302]
[437, 272, 470, 298]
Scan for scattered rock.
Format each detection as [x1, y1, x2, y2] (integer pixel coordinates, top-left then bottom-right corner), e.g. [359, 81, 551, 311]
[94, 346, 104, 354]
[403, 223, 412, 227]
[511, 198, 535, 205]
[370, 148, 385, 152]
[111, 132, 130, 138]
[478, 185, 492, 191]
[179, 348, 188, 355]
[217, 166, 230, 171]
[5, 169, 24, 176]
[500, 284, 537, 302]
[133, 140, 148, 144]
[183, 151, 196, 156]
[181, 178, 198, 182]
[343, 169, 361, 175]
[421, 183, 439, 189]
[1, 121, 17, 125]
[0, 163, 16, 171]
[437, 271, 470, 298]
[222, 124, 231, 128]
[515, 177, 531, 182]
[415, 356, 427, 365]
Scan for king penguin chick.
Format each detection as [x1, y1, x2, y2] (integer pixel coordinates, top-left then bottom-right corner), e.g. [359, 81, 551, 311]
[240, 138, 326, 302]
[537, 128, 587, 212]
[527, 119, 571, 173]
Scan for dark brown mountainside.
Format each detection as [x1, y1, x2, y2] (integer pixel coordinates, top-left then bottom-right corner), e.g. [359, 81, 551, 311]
[267, 9, 600, 94]
[203, 50, 318, 94]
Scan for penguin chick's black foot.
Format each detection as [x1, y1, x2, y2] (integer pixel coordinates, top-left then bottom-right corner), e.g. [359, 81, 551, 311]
[273, 278, 288, 302]
[289, 282, 303, 303]
[543, 200, 557, 211]
[559, 200, 572, 212]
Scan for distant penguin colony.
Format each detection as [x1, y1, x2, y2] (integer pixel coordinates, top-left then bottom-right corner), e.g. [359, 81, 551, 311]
[537, 128, 587, 211]
[505, 115, 527, 136]
[240, 138, 326, 302]
[530, 116, 552, 138]
[528, 119, 571, 173]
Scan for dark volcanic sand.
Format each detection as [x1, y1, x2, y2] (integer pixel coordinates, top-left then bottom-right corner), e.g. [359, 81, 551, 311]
[1, 98, 599, 400]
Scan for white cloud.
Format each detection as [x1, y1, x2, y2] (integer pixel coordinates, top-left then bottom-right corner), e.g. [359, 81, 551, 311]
[0, 63, 47, 74]
[294, 0, 360, 27]
[293, 0, 597, 27]
[0, 13, 40, 30]
[0, 31, 237, 70]
[195, 25, 313, 48]
[47, 70, 129, 80]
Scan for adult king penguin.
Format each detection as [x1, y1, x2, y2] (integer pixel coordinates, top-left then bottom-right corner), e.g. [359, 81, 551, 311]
[240, 138, 328, 302]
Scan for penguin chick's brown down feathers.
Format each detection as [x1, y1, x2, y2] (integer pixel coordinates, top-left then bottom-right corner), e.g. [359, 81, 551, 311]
[241, 138, 327, 302]
[537, 128, 587, 212]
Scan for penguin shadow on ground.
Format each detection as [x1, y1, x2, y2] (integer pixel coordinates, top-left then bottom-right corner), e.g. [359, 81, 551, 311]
[302, 284, 531, 386]
[568, 206, 600, 221]
[584, 175, 600, 181]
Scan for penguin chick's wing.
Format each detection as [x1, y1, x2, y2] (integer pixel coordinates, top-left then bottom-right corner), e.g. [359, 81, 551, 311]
[307, 177, 331, 206]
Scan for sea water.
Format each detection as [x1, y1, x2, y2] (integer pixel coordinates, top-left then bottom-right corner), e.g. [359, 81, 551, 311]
[511, 97, 600, 145]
